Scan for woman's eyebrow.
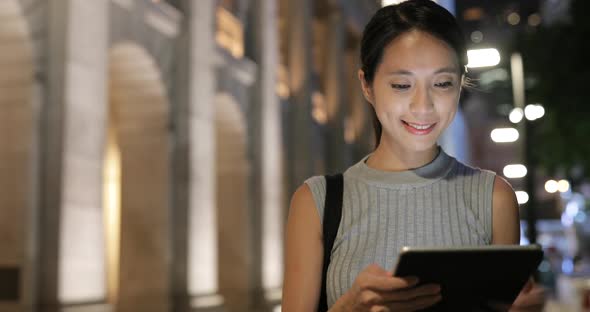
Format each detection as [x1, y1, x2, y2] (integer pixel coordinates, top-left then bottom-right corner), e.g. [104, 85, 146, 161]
[386, 67, 459, 76]
[386, 70, 413, 76]
[434, 67, 459, 74]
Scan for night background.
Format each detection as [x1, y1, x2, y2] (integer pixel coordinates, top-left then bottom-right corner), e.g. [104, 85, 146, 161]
[0, 0, 589, 311]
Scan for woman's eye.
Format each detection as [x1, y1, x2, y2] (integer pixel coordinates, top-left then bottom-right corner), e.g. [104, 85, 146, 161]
[435, 81, 453, 88]
[391, 84, 411, 90]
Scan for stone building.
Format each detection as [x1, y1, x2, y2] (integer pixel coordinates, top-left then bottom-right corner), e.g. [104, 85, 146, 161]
[0, 0, 386, 311]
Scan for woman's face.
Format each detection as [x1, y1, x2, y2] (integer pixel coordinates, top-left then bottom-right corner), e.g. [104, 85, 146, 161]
[361, 30, 462, 154]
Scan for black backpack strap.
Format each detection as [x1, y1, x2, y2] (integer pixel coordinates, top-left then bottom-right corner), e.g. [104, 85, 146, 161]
[318, 173, 344, 312]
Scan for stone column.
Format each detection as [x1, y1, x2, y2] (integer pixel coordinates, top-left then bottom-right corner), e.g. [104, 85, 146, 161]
[170, 2, 191, 309]
[246, 0, 284, 308]
[172, 0, 220, 310]
[323, 11, 348, 174]
[108, 43, 172, 311]
[0, 1, 35, 311]
[215, 91, 252, 312]
[286, 0, 314, 193]
[38, 0, 109, 308]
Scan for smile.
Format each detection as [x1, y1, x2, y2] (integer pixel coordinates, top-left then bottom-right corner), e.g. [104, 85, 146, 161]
[402, 120, 436, 135]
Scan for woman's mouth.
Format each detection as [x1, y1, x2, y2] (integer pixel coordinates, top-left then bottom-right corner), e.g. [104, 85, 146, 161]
[401, 120, 436, 135]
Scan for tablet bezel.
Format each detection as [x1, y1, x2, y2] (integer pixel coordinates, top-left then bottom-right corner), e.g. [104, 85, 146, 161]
[392, 244, 544, 308]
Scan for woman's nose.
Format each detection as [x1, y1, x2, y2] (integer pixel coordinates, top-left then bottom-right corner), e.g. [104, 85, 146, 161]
[410, 86, 434, 114]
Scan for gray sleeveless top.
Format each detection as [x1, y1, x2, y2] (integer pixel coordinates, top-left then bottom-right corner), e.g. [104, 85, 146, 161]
[304, 149, 496, 307]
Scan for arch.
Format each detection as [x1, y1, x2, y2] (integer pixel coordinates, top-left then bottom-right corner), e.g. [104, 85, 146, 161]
[0, 0, 35, 308]
[105, 42, 171, 310]
[215, 92, 252, 309]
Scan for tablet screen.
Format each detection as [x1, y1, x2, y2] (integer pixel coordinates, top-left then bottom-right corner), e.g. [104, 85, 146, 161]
[392, 245, 543, 310]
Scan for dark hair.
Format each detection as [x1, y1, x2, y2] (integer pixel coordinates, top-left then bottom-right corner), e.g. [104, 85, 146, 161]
[360, 0, 467, 148]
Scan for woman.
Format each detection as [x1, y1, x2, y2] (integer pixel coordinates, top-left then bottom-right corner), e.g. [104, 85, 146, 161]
[282, 1, 545, 311]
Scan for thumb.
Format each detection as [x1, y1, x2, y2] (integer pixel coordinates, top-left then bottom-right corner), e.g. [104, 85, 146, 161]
[365, 263, 390, 276]
[521, 278, 534, 293]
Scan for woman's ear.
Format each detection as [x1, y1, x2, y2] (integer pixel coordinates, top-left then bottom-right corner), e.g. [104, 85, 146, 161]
[358, 69, 375, 106]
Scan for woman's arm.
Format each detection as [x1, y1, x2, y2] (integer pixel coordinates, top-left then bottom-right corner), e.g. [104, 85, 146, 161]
[282, 184, 324, 311]
[490, 175, 546, 311]
[491, 175, 520, 245]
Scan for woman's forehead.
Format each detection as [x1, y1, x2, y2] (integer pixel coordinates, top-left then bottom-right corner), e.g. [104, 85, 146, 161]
[379, 30, 460, 75]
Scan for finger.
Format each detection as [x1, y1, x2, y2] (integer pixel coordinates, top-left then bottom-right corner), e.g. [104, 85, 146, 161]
[365, 263, 391, 275]
[360, 274, 419, 292]
[369, 305, 391, 312]
[359, 290, 389, 307]
[381, 284, 441, 302]
[512, 286, 546, 308]
[514, 287, 546, 305]
[521, 278, 534, 293]
[386, 294, 442, 312]
[358, 287, 417, 306]
[358, 283, 438, 306]
[364, 263, 417, 280]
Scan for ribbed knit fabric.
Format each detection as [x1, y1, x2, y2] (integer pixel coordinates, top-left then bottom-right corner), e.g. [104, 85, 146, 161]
[304, 149, 496, 308]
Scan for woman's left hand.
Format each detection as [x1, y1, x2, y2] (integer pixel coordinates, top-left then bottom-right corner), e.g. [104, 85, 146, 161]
[487, 278, 547, 312]
[509, 278, 546, 311]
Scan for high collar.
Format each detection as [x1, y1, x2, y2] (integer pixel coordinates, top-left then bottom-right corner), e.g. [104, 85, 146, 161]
[346, 148, 456, 189]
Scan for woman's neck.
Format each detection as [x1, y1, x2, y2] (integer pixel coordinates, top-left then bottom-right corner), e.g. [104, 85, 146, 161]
[366, 141, 439, 172]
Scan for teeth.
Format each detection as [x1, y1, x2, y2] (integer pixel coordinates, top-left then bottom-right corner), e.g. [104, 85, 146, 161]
[406, 122, 433, 130]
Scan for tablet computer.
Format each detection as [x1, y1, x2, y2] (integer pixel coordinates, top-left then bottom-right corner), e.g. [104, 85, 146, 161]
[392, 245, 543, 310]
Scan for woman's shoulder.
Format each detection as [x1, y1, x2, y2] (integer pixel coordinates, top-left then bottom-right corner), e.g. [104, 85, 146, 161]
[452, 160, 516, 210]
[291, 181, 318, 212]
[300, 169, 354, 224]
[304, 175, 326, 189]
[451, 159, 497, 183]
[302, 176, 327, 222]
[448, 160, 498, 204]
[297, 159, 365, 222]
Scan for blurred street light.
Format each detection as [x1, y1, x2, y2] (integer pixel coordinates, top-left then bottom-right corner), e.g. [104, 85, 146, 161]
[516, 191, 529, 204]
[528, 14, 542, 27]
[467, 48, 501, 68]
[491, 127, 519, 143]
[544, 179, 569, 194]
[509, 107, 524, 124]
[524, 104, 545, 121]
[504, 164, 528, 178]
[558, 180, 570, 193]
[507, 12, 521, 26]
[545, 180, 558, 193]
[471, 31, 484, 43]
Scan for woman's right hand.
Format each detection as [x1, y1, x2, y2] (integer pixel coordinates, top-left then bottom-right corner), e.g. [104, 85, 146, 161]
[334, 263, 442, 312]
